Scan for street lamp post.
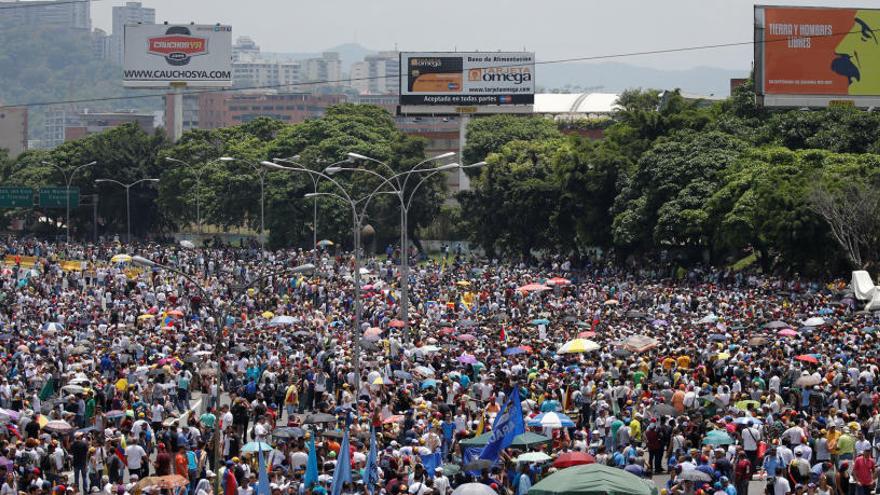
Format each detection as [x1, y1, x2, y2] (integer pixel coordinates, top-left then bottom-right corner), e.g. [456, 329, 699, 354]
[94, 178, 159, 243]
[131, 255, 315, 470]
[272, 157, 351, 250]
[220, 157, 266, 249]
[42, 160, 96, 242]
[166, 157, 217, 236]
[333, 152, 482, 340]
[261, 160, 457, 387]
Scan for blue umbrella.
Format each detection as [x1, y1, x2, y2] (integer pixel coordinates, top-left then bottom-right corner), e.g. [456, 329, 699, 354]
[420, 379, 438, 389]
[528, 412, 575, 428]
[504, 347, 526, 356]
[242, 442, 274, 453]
[540, 400, 561, 412]
[530, 319, 550, 326]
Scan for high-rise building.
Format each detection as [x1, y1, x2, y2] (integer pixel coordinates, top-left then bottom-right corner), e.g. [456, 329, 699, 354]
[232, 36, 260, 62]
[0, 106, 28, 158]
[109, 1, 155, 65]
[44, 109, 79, 149]
[0, 0, 91, 30]
[196, 92, 346, 130]
[233, 56, 302, 90]
[91, 28, 111, 59]
[350, 51, 399, 95]
[302, 52, 342, 87]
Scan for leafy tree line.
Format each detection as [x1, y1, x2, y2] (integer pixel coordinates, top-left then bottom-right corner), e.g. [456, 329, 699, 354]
[0, 105, 445, 250]
[460, 82, 880, 274]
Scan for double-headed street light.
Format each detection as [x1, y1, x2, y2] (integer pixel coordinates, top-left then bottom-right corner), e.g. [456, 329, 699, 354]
[94, 178, 159, 243]
[42, 160, 96, 242]
[220, 157, 266, 249]
[165, 157, 218, 235]
[332, 152, 485, 339]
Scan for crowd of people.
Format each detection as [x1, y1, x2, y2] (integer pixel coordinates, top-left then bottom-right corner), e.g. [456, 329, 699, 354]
[0, 236, 878, 495]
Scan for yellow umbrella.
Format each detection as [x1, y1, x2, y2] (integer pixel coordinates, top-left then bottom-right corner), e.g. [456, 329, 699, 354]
[456, 280, 471, 287]
[138, 314, 155, 320]
[261, 311, 274, 319]
[36, 415, 48, 428]
[557, 339, 601, 354]
[371, 376, 385, 385]
[110, 254, 132, 264]
[717, 352, 731, 360]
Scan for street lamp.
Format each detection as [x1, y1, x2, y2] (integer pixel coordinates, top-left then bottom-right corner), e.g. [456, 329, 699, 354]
[220, 157, 266, 249]
[94, 178, 159, 243]
[131, 255, 315, 471]
[335, 152, 472, 339]
[271, 156, 350, 249]
[166, 157, 217, 236]
[42, 160, 96, 242]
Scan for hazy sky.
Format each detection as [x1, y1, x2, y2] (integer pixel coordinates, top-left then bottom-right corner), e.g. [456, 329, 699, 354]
[92, 0, 867, 71]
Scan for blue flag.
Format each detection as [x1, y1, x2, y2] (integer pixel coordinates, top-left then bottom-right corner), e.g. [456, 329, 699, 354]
[330, 418, 352, 495]
[304, 434, 319, 489]
[478, 386, 524, 462]
[420, 452, 442, 478]
[257, 446, 270, 495]
[364, 427, 379, 495]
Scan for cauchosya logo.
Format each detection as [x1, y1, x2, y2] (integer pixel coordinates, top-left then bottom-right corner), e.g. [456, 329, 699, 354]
[148, 26, 208, 66]
[468, 67, 532, 84]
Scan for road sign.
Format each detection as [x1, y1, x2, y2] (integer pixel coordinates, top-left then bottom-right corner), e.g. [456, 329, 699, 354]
[0, 187, 34, 208]
[39, 187, 79, 208]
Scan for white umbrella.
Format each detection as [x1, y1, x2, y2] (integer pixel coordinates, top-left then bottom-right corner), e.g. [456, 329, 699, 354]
[527, 412, 575, 429]
[452, 484, 497, 495]
[515, 452, 552, 463]
[801, 317, 827, 327]
[179, 240, 195, 249]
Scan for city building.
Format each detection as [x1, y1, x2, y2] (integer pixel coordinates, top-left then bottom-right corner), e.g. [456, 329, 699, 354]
[302, 52, 342, 87]
[91, 27, 111, 60]
[63, 110, 156, 141]
[0, 0, 90, 30]
[232, 36, 260, 62]
[109, 1, 155, 65]
[233, 56, 302, 90]
[44, 109, 79, 149]
[0, 106, 28, 158]
[191, 92, 346, 132]
[163, 93, 201, 139]
[350, 51, 399, 94]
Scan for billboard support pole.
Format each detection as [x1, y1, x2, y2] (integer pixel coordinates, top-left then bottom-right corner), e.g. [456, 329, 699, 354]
[458, 114, 471, 191]
[171, 82, 185, 142]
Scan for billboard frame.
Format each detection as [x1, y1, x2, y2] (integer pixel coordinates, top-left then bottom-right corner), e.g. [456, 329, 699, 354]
[755, 5, 880, 109]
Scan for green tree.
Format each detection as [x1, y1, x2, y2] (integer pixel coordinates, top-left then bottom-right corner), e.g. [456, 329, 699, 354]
[463, 115, 561, 166]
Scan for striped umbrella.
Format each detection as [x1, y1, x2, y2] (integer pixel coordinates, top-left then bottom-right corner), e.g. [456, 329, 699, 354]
[528, 412, 575, 429]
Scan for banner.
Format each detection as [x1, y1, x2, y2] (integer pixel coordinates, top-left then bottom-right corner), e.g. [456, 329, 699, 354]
[758, 6, 880, 97]
[478, 387, 525, 462]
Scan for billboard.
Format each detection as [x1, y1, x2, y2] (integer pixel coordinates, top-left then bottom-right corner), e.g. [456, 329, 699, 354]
[123, 24, 232, 88]
[755, 6, 880, 107]
[399, 52, 535, 108]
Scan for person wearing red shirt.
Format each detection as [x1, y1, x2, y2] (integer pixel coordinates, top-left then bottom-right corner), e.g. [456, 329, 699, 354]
[853, 449, 876, 494]
[734, 450, 752, 495]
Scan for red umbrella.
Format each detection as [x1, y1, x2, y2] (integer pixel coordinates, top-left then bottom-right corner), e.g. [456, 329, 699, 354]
[438, 327, 455, 335]
[517, 283, 551, 292]
[552, 451, 595, 468]
[518, 345, 534, 353]
[578, 331, 597, 338]
[456, 334, 476, 342]
[795, 354, 819, 364]
[547, 277, 570, 286]
[388, 320, 405, 329]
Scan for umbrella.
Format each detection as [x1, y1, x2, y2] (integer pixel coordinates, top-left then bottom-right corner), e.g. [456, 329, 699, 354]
[298, 413, 337, 424]
[763, 320, 790, 329]
[317, 239, 334, 247]
[321, 430, 345, 439]
[261, 311, 275, 319]
[748, 336, 770, 346]
[528, 464, 658, 495]
[438, 327, 455, 336]
[696, 315, 719, 324]
[138, 314, 155, 320]
[272, 427, 305, 439]
[603, 299, 619, 306]
[801, 317, 827, 327]
[734, 400, 760, 411]
[42, 322, 64, 333]
[778, 329, 798, 337]
[577, 331, 597, 338]
[708, 334, 728, 342]
[269, 316, 296, 326]
[552, 451, 595, 468]
[795, 354, 819, 364]
[421, 379, 438, 389]
[625, 310, 646, 319]
[457, 334, 476, 342]
[459, 432, 551, 448]
[516, 452, 552, 463]
[179, 240, 195, 249]
[623, 335, 658, 353]
[61, 384, 85, 394]
[382, 415, 405, 425]
[70, 346, 89, 355]
[679, 470, 712, 482]
[452, 483, 496, 495]
[651, 319, 669, 327]
[413, 366, 435, 377]
[557, 339, 600, 354]
[504, 347, 526, 356]
[795, 375, 822, 387]
[530, 318, 550, 326]
[458, 319, 477, 328]
[388, 320, 406, 329]
[546, 277, 570, 286]
[104, 410, 125, 419]
[365, 327, 383, 338]
[110, 254, 132, 264]
[44, 420, 74, 433]
[733, 417, 762, 425]
[702, 430, 735, 445]
[527, 412, 575, 429]
[650, 404, 680, 417]
[458, 354, 478, 364]
[441, 464, 461, 476]
[393, 370, 412, 380]
[517, 283, 551, 292]
[242, 442, 273, 453]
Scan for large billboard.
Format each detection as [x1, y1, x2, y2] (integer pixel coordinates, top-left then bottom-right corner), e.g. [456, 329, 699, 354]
[755, 6, 880, 107]
[399, 52, 535, 109]
[123, 24, 232, 88]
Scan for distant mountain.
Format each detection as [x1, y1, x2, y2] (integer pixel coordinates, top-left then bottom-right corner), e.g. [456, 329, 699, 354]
[264, 43, 377, 72]
[537, 62, 748, 97]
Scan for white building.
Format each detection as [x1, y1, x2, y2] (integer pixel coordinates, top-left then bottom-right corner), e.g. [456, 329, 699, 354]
[233, 54, 301, 90]
[0, 0, 91, 30]
[302, 52, 342, 87]
[350, 51, 399, 95]
[109, 1, 155, 65]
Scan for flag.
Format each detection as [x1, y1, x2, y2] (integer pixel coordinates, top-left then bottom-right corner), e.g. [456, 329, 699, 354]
[223, 466, 238, 495]
[499, 326, 506, 343]
[478, 386, 524, 462]
[39, 377, 56, 400]
[475, 406, 487, 436]
[420, 452, 442, 478]
[6, 424, 20, 440]
[114, 445, 127, 464]
[257, 444, 270, 495]
[562, 386, 571, 411]
[364, 427, 379, 495]
[304, 433, 319, 489]
[330, 417, 352, 495]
